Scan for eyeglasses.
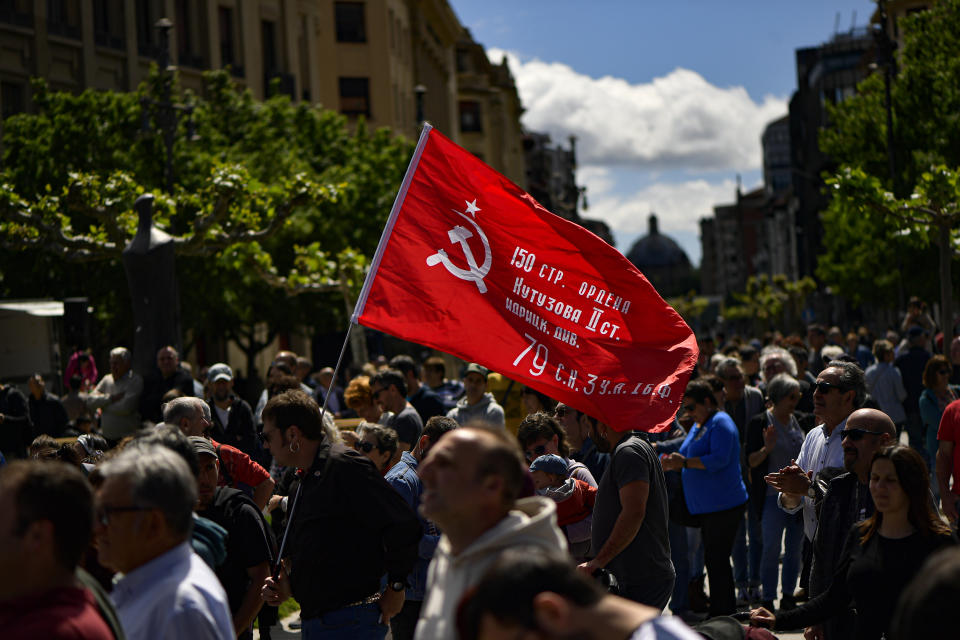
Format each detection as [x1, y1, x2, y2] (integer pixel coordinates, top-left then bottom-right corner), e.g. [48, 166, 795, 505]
[814, 381, 847, 394]
[525, 444, 547, 461]
[355, 441, 376, 453]
[96, 505, 151, 527]
[839, 428, 880, 441]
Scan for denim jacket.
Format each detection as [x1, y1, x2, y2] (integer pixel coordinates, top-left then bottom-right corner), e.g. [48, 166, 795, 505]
[385, 451, 439, 600]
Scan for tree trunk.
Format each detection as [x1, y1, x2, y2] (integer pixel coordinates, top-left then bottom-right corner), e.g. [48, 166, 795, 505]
[939, 220, 954, 344]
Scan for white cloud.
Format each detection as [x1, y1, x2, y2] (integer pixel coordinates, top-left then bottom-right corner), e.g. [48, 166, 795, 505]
[490, 49, 786, 172]
[577, 166, 738, 235]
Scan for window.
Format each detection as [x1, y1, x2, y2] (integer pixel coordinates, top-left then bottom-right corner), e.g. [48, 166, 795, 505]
[48, 0, 81, 39]
[135, 0, 161, 57]
[1, 81, 25, 120]
[459, 101, 482, 132]
[262, 20, 278, 73]
[335, 2, 366, 43]
[339, 77, 370, 116]
[93, 0, 125, 49]
[218, 7, 240, 73]
[0, 1, 33, 28]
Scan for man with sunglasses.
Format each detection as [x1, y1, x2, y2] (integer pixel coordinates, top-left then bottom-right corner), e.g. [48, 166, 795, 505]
[804, 408, 895, 640]
[766, 364, 864, 600]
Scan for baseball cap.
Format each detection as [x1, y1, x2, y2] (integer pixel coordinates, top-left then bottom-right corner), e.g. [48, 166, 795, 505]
[189, 436, 218, 458]
[208, 363, 233, 382]
[529, 454, 567, 476]
[464, 363, 489, 378]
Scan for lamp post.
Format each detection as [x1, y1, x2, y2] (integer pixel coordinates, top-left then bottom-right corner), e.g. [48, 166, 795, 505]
[140, 18, 196, 193]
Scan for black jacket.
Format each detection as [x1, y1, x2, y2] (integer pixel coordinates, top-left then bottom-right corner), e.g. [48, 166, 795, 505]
[208, 394, 259, 461]
[286, 440, 421, 619]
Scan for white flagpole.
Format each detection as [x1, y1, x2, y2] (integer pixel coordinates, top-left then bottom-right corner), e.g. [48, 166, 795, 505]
[351, 123, 434, 323]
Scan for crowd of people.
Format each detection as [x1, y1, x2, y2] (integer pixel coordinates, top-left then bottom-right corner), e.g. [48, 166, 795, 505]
[2, 304, 960, 639]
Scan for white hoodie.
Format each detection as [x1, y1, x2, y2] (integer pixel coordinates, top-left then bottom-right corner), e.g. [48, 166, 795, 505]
[413, 496, 567, 640]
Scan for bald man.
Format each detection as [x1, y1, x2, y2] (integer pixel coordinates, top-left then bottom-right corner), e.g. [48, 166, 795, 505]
[807, 408, 896, 640]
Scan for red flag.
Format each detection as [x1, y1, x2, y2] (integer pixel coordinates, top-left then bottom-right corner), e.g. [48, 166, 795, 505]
[353, 125, 697, 432]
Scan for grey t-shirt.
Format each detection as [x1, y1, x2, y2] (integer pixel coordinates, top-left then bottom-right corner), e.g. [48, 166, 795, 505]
[591, 434, 674, 586]
[388, 404, 423, 446]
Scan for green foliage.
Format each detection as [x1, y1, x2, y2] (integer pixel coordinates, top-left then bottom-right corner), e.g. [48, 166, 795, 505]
[667, 291, 709, 326]
[818, 0, 960, 306]
[0, 69, 413, 368]
[724, 275, 817, 334]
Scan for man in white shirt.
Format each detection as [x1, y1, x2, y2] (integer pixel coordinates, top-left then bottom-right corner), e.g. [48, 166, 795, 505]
[86, 347, 144, 443]
[766, 362, 864, 539]
[95, 444, 234, 640]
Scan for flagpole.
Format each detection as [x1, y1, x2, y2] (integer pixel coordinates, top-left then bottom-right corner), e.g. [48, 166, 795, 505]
[352, 122, 434, 323]
[272, 321, 354, 578]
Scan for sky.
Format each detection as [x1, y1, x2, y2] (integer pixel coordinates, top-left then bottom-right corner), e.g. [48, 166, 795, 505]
[447, 0, 877, 266]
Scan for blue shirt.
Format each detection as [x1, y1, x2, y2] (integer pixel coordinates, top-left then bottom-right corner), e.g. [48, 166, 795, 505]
[679, 411, 748, 514]
[111, 542, 234, 640]
[384, 451, 439, 601]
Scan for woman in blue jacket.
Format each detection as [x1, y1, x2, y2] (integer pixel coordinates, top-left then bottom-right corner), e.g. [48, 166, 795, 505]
[663, 378, 749, 617]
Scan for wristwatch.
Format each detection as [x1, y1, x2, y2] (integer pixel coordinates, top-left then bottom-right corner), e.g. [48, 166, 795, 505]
[806, 484, 816, 499]
[389, 580, 406, 592]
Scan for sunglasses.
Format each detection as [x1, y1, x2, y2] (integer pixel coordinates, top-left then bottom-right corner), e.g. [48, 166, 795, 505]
[840, 428, 880, 441]
[814, 381, 848, 394]
[525, 444, 548, 461]
[355, 441, 376, 453]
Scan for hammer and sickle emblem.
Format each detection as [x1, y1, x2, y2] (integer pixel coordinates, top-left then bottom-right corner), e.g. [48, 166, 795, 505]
[426, 209, 492, 293]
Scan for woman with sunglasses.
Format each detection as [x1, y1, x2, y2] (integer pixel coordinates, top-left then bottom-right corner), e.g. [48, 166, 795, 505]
[354, 422, 398, 474]
[919, 354, 959, 497]
[750, 444, 956, 639]
[661, 379, 748, 617]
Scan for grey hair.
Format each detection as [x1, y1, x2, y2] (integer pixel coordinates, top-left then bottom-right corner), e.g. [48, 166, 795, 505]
[98, 445, 197, 539]
[767, 373, 800, 405]
[109, 347, 131, 362]
[162, 396, 206, 426]
[820, 344, 845, 364]
[715, 357, 742, 379]
[321, 410, 341, 443]
[827, 362, 866, 409]
[759, 346, 798, 383]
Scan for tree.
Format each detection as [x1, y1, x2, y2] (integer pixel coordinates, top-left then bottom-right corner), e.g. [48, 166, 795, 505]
[0, 70, 413, 379]
[819, 0, 960, 337]
[723, 275, 817, 336]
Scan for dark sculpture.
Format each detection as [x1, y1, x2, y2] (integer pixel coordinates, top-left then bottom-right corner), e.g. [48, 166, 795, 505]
[122, 194, 182, 376]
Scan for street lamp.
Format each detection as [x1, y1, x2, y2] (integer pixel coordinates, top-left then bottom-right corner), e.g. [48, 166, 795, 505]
[140, 18, 197, 192]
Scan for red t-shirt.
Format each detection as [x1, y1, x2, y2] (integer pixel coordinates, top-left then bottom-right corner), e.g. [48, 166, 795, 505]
[209, 438, 270, 490]
[0, 586, 113, 639]
[937, 399, 960, 496]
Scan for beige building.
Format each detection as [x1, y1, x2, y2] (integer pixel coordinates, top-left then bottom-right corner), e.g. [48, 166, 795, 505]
[455, 29, 525, 185]
[0, 0, 527, 153]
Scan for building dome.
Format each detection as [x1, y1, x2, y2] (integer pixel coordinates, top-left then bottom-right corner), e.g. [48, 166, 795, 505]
[626, 214, 691, 269]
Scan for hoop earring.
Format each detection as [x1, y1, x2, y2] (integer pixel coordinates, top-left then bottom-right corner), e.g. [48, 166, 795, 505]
[289, 440, 301, 453]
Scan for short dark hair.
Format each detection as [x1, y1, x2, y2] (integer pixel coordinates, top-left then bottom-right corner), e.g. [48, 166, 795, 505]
[683, 379, 717, 406]
[388, 355, 419, 379]
[263, 389, 325, 440]
[808, 323, 826, 336]
[516, 412, 571, 457]
[423, 356, 447, 377]
[1, 461, 94, 570]
[268, 374, 302, 399]
[457, 548, 604, 640]
[69, 374, 82, 391]
[360, 424, 399, 457]
[371, 369, 407, 397]
[738, 345, 758, 361]
[423, 415, 458, 444]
